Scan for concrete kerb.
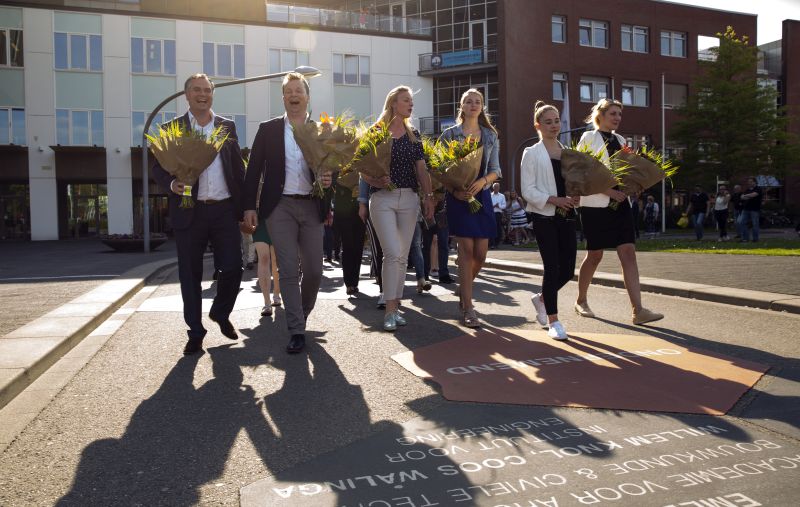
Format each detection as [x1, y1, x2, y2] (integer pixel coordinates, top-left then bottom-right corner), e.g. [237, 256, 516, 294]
[478, 256, 800, 315]
[0, 256, 179, 410]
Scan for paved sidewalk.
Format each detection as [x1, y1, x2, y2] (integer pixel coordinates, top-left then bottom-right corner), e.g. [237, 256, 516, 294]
[1, 237, 797, 415]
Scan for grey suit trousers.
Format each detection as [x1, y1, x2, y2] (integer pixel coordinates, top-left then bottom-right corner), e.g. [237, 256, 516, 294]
[266, 196, 324, 335]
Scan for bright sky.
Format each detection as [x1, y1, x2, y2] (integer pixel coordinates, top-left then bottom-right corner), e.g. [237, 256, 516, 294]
[666, 0, 800, 44]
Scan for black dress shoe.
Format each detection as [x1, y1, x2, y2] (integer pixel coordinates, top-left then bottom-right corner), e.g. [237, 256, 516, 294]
[183, 338, 204, 355]
[439, 276, 455, 284]
[286, 334, 305, 354]
[209, 313, 238, 340]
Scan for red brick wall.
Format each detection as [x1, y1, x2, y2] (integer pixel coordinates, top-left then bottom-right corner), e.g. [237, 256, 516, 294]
[498, 0, 757, 190]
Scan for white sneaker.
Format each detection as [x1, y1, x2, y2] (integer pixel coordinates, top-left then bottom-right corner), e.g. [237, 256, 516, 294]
[547, 321, 568, 341]
[531, 293, 548, 327]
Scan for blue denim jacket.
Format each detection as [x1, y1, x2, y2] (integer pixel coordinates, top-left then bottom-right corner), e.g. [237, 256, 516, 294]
[439, 124, 502, 190]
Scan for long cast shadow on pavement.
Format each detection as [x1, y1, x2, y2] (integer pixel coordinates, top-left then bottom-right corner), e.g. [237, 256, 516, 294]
[56, 282, 774, 506]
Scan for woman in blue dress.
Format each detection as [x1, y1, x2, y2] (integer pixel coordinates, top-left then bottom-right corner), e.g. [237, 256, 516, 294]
[439, 88, 501, 328]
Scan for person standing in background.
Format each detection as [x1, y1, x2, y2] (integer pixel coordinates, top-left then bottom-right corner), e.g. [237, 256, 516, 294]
[490, 182, 506, 249]
[713, 185, 731, 242]
[687, 185, 710, 241]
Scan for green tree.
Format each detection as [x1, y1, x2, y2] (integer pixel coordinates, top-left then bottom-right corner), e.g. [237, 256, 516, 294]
[672, 26, 800, 188]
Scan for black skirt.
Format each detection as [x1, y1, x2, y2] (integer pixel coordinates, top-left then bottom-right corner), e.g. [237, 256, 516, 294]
[579, 199, 636, 250]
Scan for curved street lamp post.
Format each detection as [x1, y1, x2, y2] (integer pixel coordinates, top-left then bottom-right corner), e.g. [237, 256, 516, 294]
[141, 66, 322, 252]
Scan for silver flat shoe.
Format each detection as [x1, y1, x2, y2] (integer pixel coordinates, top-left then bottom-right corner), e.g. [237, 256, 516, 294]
[383, 312, 397, 331]
[394, 312, 407, 326]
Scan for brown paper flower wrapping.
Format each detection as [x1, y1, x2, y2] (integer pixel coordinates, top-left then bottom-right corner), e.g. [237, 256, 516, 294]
[149, 136, 219, 187]
[346, 138, 394, 187]
[292, 119, 358, 197]
[560, 149, 618, 196]
[336, 166, 361, 190]
[615, 151, 668, 194]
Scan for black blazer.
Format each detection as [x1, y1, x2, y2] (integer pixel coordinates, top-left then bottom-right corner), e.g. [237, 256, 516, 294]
[244, 116, 330, 223]
[152, 113, 246, 230]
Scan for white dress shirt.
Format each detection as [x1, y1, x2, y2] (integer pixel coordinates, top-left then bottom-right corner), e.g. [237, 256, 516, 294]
[491, 191, 507, 212]
[283, 115, 313, 195]
[189, 110, 230, 201]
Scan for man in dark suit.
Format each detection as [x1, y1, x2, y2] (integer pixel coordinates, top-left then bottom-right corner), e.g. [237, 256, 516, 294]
[152, 73, 246, 355]
[243, 72, 329, 354]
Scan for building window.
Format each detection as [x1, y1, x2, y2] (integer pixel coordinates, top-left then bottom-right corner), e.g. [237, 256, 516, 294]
[54, 33, 102, 71]
[580, 77, 609, 103]
[56, 109, 103, 146]
[131, 110, 176, 146]
[552, 15, 566, 43]
[0, 107, 26, 145]
[217, 113, 247, 148]
[622, 81, 649, 107]
[661, 30, 686, 57]
[664, 83, 688, 108]
[203, 42, 244, 79]
[0, 28, 23, 67]
[333, 53, 370, 86]
[621, 25, 648, 53]
[552, 72, 567, 101]
[579, 19, 608, 49]
[269, 48, 309, 74]
[624, 134, 650, 150]
[131, 38, 176, 74]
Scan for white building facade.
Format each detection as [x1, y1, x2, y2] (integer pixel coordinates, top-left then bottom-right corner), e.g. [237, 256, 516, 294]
[0, 4, 432, 240]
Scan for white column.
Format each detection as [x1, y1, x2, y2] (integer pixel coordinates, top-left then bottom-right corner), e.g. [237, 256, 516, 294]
[104, 14, 133, 234]
[24, 8, 58, 240]
[245, 25, 268, 146]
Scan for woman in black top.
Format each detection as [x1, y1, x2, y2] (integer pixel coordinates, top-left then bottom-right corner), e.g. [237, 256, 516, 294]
[360, 86, 434, 331]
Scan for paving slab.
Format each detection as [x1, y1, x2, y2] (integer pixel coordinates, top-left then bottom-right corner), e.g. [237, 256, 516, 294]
[740, 368, 800, 441]
[241, 403, 800, 507]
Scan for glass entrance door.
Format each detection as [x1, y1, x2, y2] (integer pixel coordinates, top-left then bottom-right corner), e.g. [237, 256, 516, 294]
[0, 184, 31, 240]
[67, 183, 108, 238]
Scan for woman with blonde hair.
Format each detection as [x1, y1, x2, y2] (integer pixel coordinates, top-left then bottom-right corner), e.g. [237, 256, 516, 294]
[439, 88, 501, 327]
[520, 101, 578, 340]
[575, 98, 663, 325]
[360, 86, 434, 331]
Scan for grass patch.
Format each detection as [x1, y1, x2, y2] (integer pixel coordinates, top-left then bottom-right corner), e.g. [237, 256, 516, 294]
[631, 238, 800, 256]
[514, 237, 800, 256]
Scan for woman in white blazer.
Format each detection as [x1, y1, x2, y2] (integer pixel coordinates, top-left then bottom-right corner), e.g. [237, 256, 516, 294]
[574, 98, 663, 325]
[520, 101, 580, 340]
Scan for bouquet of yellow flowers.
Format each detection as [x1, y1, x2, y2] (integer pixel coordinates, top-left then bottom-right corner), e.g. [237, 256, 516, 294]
[614, 145, 679, 194]
[146, 122, 229, 208]
[341, 121, 395, 190]
[292, 112, 358, 198]
[423, 137, 484, 213]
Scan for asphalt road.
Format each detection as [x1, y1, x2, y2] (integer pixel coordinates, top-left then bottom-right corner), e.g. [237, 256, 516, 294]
[0, 260, 798, 505]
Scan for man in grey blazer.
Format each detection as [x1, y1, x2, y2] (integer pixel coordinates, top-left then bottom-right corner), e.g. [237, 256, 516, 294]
[243, 72, 330, 354]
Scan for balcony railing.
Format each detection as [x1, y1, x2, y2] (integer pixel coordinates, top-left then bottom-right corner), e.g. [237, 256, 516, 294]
[266, 3, 432, 36]
[417, 113, 501, 138]
[419, 46, 497, 73]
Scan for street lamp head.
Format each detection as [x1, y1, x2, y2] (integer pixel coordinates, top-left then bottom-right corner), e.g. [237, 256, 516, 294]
[294, 66, 322, 79]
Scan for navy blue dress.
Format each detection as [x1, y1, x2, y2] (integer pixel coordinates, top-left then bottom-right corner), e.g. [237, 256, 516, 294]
[445, 149, 497, 239]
